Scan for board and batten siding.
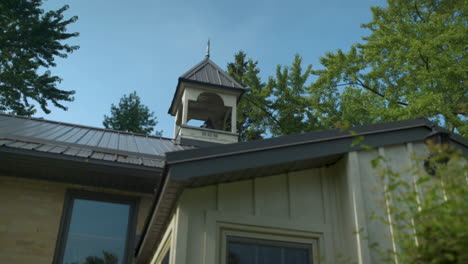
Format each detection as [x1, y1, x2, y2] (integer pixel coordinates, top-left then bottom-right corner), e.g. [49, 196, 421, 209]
[150, 141, 429, 264]
[151, 162, 340, 264]
[341, 141, 428, 264]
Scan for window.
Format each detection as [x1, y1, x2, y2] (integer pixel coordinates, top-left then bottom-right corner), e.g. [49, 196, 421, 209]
[53, 190, 138, 264]
[161, 249, 170, 264]
[227, 236, 313, 264]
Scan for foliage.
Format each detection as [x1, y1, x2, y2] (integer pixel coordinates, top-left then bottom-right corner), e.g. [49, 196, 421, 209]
[229, 0, 467, 139]
[66, 251, 118, 264]
[84, 251, 118, 264]
[372, 143, 468, 264]
[227, 52, 313, 139]
[266, 54, 313, 136]
[227, 51, 269, 141]
[103, 91, 162, 136]
[0, 0, 79, 116]
[311, 0, 467, 136]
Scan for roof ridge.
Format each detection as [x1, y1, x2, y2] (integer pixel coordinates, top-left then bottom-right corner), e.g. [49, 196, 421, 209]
[0, 113, 177, 142]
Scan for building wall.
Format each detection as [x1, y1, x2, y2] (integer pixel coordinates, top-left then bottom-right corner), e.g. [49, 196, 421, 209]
[349, 142, 428, 264]
[151, 166, 340, 264]
[0, 175, 152, 264]
[150, 141, 428, 264]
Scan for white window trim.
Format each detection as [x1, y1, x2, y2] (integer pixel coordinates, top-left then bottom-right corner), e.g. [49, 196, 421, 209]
[218, 223, 321, 264]
[154, 238, 171, 264]
[149, 216, 175, 264]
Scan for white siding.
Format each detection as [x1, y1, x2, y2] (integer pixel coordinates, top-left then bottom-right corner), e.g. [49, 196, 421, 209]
[353, 142, 428, 264]
[150, 141, 428, 264]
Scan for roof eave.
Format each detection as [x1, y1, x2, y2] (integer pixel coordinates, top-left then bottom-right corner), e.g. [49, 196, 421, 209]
[0, 146, 163, 193]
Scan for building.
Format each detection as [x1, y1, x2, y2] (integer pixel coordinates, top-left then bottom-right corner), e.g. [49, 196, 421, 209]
[1, 56, 467, 264]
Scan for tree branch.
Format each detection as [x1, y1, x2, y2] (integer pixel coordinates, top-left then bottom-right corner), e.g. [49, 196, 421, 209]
[330, 82, 357, 88]
[355, 79, 409, 106]
[414, 3, 426, 23]
[419, 52, 430, 70]
[244, 96, 283, 130]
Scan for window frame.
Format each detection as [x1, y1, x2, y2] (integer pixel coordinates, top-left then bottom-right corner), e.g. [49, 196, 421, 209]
[227, 236, 313, 264]
[153, 236, 171, 264]
[221, 228, 318, 264]
[160, 248, 171, 264]
[53, 189, 139, 264]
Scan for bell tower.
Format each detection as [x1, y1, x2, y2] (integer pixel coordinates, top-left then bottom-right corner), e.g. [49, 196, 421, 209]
[168, 46, 244, 146]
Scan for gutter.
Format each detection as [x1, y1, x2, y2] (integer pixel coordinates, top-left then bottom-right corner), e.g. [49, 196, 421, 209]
[167, 123, 429, 165]
[134, 161, 170, 261]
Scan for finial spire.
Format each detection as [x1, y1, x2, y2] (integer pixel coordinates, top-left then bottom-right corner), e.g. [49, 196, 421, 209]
[205, 39, 210, 58]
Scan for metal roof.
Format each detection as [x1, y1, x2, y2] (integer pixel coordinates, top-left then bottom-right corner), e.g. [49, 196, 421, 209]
[179, 58, 243, 89]
[0, 114, 193, 168]
[166, 117, 468, 165]
[168, 58, 245, 115]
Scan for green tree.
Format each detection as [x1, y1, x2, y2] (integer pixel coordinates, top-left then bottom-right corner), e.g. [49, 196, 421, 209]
[227, 52, 313, 139]
[103, 91, 162, 136]
[266, 54, 313, 136]
[311, 0, 467, 136]
[227, 51, 269, 141]
[230, 0, 467, 139]
[0, 0, 79, 116]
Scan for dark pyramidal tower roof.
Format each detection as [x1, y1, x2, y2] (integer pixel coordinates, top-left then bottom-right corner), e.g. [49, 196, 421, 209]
[168, 57, 244, 115]
[179, 57, 243, 89]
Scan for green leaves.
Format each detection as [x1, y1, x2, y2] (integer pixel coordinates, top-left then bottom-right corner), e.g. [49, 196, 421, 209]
[0, 0, 79, 116]
[267, 54, 313, 136]
[103, 91, 162, 136]
[228, 52, 314, 140]
[230, 0, 466, 140]
[314, 0, 467, 135]
[227, 51, 269, 141]
[374, 145, 468, 264]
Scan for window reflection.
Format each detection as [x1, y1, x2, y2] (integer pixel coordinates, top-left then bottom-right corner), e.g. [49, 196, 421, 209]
[62, 199, 131, 264]
[229, 243, 255, 264]
[227, 236, 312, 264]
[161, 249, 170, 264]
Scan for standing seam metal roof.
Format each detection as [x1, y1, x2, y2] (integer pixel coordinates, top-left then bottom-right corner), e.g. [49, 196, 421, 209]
[0, 114, 194, 168]
[179, 58, 244, 89]
[168, 58, 245, 115]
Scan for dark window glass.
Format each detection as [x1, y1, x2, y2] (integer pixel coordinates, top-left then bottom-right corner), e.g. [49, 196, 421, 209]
[161, 249, 170, 264]
[227, 236, 312, 264]
[258, 245, 282, 264]
[284, 248, 310, 264]
[59, 196, 134, 264]
[228, 242, 256, 264]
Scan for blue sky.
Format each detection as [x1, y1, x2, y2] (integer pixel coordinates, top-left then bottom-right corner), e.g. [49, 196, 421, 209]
[40, 0, 387, 138]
